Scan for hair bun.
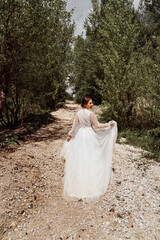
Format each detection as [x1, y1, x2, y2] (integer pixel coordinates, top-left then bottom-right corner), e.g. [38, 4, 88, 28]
[81, 96, 91, 108]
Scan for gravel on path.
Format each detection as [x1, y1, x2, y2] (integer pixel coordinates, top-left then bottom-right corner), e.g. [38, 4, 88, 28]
[0, 102, 160, 240]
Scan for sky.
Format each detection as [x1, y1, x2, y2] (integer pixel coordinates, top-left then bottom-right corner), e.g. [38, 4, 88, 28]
[66, 0, 141, 36]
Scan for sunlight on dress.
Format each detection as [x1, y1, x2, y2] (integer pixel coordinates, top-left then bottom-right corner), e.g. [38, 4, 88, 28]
[60, 108, 117, 201]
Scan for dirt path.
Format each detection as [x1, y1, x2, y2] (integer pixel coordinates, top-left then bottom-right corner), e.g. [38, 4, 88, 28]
[0, 102, 160, 240]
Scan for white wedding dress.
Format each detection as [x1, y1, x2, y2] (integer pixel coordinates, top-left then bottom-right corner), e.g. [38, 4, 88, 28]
[60, 108, 117, 201]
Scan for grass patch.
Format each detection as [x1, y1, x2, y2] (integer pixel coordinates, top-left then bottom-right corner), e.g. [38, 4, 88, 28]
[5, 133, 19, 146]
[118, 128, 160, 162]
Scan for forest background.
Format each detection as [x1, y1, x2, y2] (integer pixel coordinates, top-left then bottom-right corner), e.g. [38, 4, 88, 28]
[0, 0, 159, 160]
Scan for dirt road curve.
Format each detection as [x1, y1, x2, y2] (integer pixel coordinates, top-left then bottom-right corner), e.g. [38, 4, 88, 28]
[0, 102, 160, 240]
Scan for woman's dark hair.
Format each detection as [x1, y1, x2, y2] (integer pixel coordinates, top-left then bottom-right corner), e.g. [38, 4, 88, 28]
[81, 96, 91, 108]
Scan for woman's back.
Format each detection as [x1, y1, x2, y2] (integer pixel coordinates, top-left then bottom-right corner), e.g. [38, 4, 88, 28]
[77, 109, 91, 128]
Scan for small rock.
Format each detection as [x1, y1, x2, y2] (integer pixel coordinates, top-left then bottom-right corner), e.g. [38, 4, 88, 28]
[117, 213, 123, 218]
[109, 208, 115, 212]
[28, 203, 33, 209]
[11, 222, 16, 228]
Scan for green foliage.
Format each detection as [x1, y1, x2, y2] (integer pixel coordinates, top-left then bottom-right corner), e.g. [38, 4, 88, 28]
[72, 35, 102, 105]
[141, 0, 160, 36]
[72, 0, 160, 130]
[5, 133, 19, 146]
[23, 112, 54, 131]
[0, 0, 74, 128]
[118, 128, 160, 162]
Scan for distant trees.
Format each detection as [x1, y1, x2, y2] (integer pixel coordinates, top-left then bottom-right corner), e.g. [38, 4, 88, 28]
[0, 0, 74, 128]
[1, 0, 159, 131]
[72, 35, 102, 104]
[72, 0, 160, 129]
[71, 0, 102, 105]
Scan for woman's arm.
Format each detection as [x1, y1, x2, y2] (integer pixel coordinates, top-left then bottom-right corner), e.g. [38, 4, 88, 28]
[90, 112, 114, 129]
[67, 114, 79, 141]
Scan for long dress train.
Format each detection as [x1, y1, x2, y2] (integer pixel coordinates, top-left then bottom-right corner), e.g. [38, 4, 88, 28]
[60, 108, 117, 201]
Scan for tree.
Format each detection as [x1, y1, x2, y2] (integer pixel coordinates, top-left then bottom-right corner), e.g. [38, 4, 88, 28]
[72, 35, 102, 104]
[72, 0, 160, 129]
[143, 0, 160, 36]
[92, 0, 149, 128]
[72, 0, 102, 104]
[0, 0, 74, 128]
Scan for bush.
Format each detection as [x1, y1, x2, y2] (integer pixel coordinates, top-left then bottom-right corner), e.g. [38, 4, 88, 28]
[23, 112, 54, 131]
[118, 128, 160, 162]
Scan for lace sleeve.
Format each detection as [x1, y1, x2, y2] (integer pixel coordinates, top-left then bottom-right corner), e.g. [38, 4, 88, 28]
[90, 112, 109, 129]
[68, 114, 79, 137]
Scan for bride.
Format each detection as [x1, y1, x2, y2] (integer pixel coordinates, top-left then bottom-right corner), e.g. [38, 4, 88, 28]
[60, 96, 117, 201]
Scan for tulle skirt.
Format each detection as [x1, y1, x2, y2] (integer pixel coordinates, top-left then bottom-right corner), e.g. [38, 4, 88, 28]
[60, 122, 117, 201]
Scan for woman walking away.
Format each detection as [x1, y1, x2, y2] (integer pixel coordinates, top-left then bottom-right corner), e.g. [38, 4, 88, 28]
[60, 96, 117, 201]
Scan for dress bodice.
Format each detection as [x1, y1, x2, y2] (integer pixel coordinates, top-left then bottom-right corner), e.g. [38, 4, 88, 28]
[77, 109, 92, 128]
[69, 108, 109, 137]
